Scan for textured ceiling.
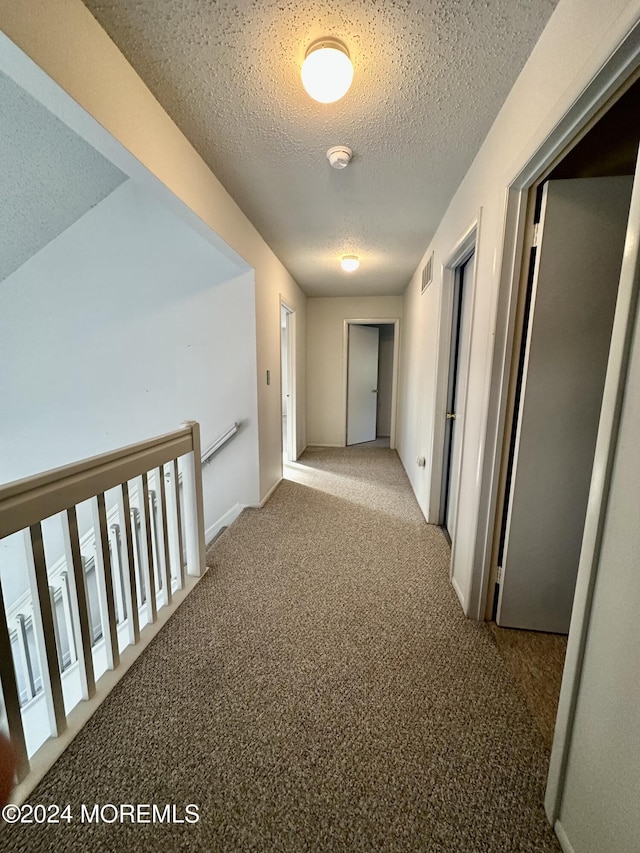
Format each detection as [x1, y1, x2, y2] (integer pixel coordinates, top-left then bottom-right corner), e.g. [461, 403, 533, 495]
[0, 71, 126, 283]
[82, 0, 559, 297]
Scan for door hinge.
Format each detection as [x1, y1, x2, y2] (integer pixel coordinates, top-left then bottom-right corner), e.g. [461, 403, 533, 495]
[497, 565, 503, 583]
[532, 222, 540, 248]
[446, 412, 457, 420]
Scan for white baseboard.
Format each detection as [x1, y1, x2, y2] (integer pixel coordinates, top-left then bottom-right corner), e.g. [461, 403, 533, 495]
[554, 821, 576, 853]
[257, 477, 282, 507]
[205, 502, 243, 545]
[451, 576, 466, 612]
[306, 442, 344, 448]
[293, 443, 308, 459]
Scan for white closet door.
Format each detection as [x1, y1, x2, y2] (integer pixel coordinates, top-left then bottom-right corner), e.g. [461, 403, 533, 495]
[347, 325, 379, 445]
[498, 176, 632, 633]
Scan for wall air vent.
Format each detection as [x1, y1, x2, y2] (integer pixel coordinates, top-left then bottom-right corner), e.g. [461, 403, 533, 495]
[421, 251, 434, 294]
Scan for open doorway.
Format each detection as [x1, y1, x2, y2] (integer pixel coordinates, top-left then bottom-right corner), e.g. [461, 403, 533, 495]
[496, 176, 632, 633]
[485, 75, 640, 753]
[280, 301, 296, 462]
[440, 252, 475, 542]
[427, 222, 478, 546]
[344, 319, 400, 448]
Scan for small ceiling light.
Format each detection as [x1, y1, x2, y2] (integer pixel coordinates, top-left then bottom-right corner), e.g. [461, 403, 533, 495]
[301, 38, 353, 104]
[341, 255, 360, 272]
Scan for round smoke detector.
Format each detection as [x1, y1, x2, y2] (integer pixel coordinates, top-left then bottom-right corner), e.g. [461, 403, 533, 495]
[327, 145, 353, 169]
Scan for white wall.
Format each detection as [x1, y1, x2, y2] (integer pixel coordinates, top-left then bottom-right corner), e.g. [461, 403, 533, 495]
[307, 296, 402, 447]
[0, 0, 307, 504]
[0, 180, 260, 603]
[396, 0, 640, 614]
[398, 266, 442, 514]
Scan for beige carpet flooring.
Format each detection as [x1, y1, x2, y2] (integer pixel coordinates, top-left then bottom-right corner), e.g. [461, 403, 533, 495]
[488, 624, 567, 750]
[1, 446, 560, 852]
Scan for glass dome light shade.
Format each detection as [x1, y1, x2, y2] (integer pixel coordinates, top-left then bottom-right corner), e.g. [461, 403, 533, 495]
[301, 39, 353, 104]
[341, 255, 360, 272]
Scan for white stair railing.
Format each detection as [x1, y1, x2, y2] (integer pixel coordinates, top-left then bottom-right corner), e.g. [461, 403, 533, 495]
[0, 421, 205, 794]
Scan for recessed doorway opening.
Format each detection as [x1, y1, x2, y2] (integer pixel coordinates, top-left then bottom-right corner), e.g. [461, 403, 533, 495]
[478, 68, 640, 839]
[343, 319, 400, 449]
[489, 77, 640, 634]
[427, 221, 479, 552]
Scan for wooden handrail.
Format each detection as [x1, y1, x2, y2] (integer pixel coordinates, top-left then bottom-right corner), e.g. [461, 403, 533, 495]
[0, 426, 194, 539]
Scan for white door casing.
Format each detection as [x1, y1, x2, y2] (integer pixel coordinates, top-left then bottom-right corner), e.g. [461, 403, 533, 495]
[280, 300, 296, 462]
[546, 141, 640, 853]
[428, 218, 479, 536]
[444, 253, 476, 540]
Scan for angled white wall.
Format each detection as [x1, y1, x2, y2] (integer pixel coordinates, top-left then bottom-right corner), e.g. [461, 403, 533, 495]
[0, 180, 260, 604]
[0, 0, 307, 503]
[0, 67, 126, 281]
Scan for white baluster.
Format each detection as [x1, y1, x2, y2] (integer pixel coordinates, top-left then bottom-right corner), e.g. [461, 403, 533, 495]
[118, 483, 139, 645]
[0, 585, 29, 781]
[24, 525, 66, 737]
[139, 474, 157, 624]
[180, 421, 206, 577]
[59, 572, 77, 665]
[92, 493, 119, 671]
[15, 614, 36, 701]
[108, 524, 126, 626]
[48, 586, 64, 674]
[157, 466, 172, 607]
[166, 460, 185, 590]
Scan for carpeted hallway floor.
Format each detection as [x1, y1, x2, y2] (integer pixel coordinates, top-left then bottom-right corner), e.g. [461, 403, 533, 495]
[1, 446, 561, 852]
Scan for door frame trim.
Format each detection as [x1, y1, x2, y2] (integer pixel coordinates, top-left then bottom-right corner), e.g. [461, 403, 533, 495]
[428, 219, 480, 543]
[463, 16, 640, 829]
[279, 298, 297, 463]
[342, 318, 401, 448]
[547, 151, 640, 827]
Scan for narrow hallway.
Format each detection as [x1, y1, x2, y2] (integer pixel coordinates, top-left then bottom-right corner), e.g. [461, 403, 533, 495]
[2, 446, 560, 852]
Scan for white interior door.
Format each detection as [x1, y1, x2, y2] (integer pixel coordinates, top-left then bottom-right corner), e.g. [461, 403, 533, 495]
[498, 176, 633, 633]
[347, 324, 379, 445]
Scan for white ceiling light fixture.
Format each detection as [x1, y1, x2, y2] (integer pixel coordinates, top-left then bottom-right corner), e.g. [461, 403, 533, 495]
[301, 38, 354, 104]
[341, 255, 360, 272]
